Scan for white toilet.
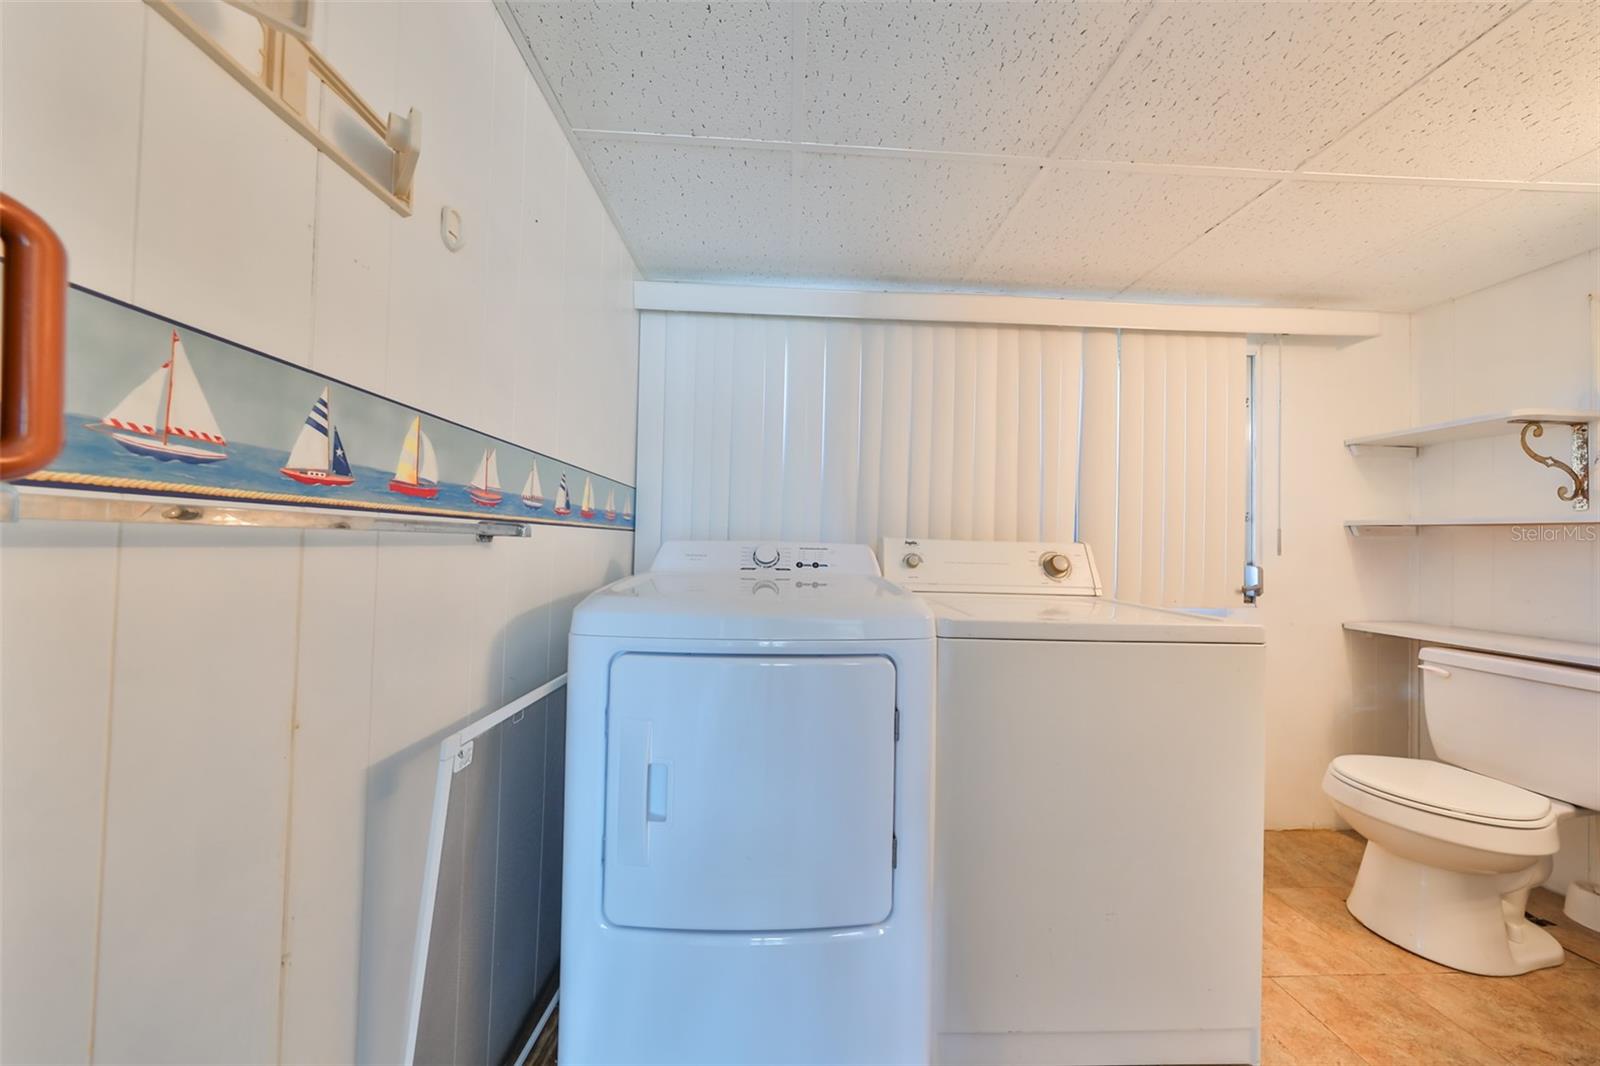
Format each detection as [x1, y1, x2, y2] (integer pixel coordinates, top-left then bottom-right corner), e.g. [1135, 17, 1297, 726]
[1322, 646, 1598, 976]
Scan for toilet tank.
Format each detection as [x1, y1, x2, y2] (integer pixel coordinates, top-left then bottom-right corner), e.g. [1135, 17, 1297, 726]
[1420, 647, 1600, 810]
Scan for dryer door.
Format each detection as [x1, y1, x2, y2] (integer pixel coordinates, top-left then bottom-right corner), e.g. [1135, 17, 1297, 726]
[604, 653, 897, 931]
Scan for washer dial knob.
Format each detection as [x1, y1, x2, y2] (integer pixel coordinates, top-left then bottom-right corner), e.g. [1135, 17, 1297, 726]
[902, 552, 924, 569]
[1040, 551, 1072, 580]
[752, 544, 780, 568]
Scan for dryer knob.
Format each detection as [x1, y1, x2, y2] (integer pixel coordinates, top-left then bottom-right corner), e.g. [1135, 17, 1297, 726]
[1041, 552, 1072, 579]
[902, 552, 923, 569]
[752, 544, 780, 567]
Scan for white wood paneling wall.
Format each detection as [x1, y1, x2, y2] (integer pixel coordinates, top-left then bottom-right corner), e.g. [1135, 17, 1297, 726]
[635, 312, 1248, 607]
[0, 4, 638, 1064]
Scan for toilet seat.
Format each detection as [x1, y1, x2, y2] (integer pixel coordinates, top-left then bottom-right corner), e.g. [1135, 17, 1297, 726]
[1328, 755, 1555, 829]
[1323, 759, 1569, 863]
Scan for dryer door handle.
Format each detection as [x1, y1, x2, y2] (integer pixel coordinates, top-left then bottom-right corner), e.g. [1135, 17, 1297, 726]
[617, 720, 652, 865]
[646, 762, 670, 822]
[1417, 663, 1451, 678]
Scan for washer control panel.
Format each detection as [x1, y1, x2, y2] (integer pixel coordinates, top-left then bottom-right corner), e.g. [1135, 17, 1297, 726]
[651, 540, 883, 576]
[880, 538, 1102, 595]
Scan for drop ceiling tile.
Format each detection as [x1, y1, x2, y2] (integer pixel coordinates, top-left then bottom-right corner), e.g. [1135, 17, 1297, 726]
[1055, 1, 1519, 170]
[580, 137, 792, 278]
[791, 152, 1035, 283]
[1309, 3, 1600, 181]
[1136, 180, 1498, 303]
[502, 1, 792, 139]
[967, 168, 1275, 293]
[1311, 190, 1600, 310]
[801, 1, 1150, 155]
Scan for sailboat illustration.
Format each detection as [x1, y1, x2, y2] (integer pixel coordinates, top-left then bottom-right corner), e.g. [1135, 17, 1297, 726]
[553, 473, 572, 516]
[388, 416, 440, 499]
[94, 330, 228, 463]
[468, 448, 503, 507]
[280, 387, 354, 486]
[604, 488, 617, 521]
[622, 493, 633, 521]
[580, 476, 597, 519]
[520, 464, 545, 510]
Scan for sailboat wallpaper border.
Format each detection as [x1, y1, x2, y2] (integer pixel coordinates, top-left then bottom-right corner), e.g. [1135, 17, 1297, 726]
[16, 278, 635, 531]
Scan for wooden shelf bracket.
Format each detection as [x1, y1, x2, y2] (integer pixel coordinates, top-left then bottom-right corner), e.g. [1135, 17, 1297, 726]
[147, 0, 420, 215]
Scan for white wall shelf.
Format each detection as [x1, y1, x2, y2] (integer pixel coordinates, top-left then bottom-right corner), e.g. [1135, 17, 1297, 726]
[1344, 620, 1600, 670]
[1345, 515, 1600, 536]
[1346, 409, 1595, 511]
[1344, 409, 1600, 452]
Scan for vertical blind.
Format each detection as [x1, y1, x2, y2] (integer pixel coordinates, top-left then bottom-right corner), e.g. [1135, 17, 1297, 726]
[634, 311, 1249, 607]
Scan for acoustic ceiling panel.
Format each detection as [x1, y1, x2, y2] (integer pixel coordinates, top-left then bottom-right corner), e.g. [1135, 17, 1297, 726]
[1313, 190, 1600, 310]
[502, 1, 793, 139]
[581, 138, 793, 278]
[1052, 1, 1519, 170]
[791, 152, 1035, 283]
[967, 169, 1275, 294]
[502, 1, 1599, 310]
[800, 1, 1150, 155]
[1137, 181, 1499, 303]
[1308, 3, 1600, 181]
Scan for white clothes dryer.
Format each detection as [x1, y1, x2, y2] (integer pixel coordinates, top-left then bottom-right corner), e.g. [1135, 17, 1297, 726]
[883, 538, 1266, 1066]
[561, 541, 936, 1065]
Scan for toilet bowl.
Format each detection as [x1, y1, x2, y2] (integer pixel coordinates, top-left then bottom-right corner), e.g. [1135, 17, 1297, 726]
[1322, 647, 1599, 977]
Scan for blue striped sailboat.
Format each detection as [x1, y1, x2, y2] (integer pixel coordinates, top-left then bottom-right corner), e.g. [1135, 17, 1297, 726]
[280, 387, 354, 486]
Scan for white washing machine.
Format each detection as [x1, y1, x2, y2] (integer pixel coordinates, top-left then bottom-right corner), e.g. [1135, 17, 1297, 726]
[561, 541, 936, 1065]
[882, 538, 1266, 1066]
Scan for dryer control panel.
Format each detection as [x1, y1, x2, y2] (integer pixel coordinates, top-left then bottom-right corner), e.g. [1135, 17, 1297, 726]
[651, 540, 883, 576]
[881, 538, 1102, 595]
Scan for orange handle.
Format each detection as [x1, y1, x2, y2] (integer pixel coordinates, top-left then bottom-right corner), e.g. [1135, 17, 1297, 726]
[1, 193, 68, 480]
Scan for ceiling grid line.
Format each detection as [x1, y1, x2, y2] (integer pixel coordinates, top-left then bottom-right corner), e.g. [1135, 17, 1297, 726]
[1288, 0, 1534, 173]
[565, 129, 1600, 194]
[1113, 176, 1288, 300]
[787, 1, 808, 267]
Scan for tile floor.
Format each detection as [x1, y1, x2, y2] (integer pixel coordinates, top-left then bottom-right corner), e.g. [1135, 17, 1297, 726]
[1263, 830, 1600, 1065]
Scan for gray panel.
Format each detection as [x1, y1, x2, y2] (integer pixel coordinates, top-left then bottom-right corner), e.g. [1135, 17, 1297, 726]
[413, 685, 566, 1066]
[535, 690, 568, 986]
[414, 768, 467, 1066]
[453, 729, 503, 1066]
[487, 706, 549, 1061]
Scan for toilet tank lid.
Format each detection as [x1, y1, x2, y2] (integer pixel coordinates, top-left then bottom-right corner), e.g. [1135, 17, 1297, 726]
[1329, 755, 1553, 824]
[1420, 646, 1600, 692]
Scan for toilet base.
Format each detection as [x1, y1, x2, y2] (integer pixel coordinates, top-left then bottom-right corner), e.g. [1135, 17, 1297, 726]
[1346, 840, 1564, 976]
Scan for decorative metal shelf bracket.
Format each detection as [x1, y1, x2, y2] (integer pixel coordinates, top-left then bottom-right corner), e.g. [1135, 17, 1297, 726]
[1513, 420, 1591, 511]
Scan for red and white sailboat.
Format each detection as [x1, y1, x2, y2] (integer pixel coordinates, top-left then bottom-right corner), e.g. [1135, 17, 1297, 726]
[579, 476, 597, 519]
[95, 330, 228, 463]
[603, 488, 617, 521]
[388, 416, 440, 499]
[621, 493, 633, 521]
[468, 448, 503, 507]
